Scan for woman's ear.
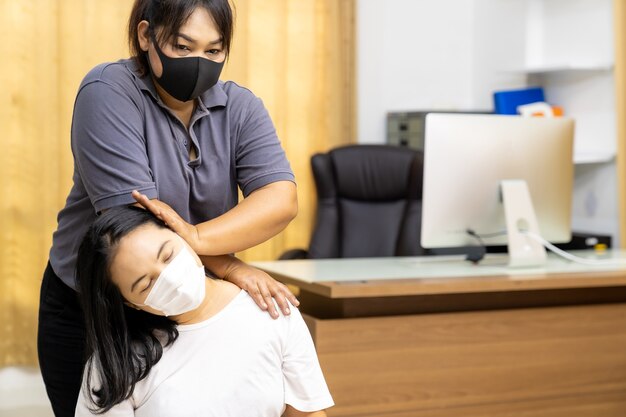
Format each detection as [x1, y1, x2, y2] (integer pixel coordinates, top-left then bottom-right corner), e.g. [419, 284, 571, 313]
[137, 20, 150, 52]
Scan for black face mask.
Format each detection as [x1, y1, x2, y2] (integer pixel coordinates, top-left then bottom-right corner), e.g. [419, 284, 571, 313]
[148, 33, 224, 102]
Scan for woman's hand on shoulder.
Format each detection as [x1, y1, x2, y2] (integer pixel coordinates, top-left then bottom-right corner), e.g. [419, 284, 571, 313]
[132, 191, 202, 252]
[222, 259, 300, 319]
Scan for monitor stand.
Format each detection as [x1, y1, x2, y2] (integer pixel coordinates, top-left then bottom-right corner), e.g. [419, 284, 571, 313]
[500, 180, 547, 267]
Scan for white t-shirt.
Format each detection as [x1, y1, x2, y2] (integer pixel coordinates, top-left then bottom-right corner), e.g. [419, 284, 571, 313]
[75, 290, 334, 417]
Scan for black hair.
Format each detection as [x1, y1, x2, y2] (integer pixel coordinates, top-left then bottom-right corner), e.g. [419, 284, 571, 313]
[128, 0, 234, 75]
[76, 206, 179, 413]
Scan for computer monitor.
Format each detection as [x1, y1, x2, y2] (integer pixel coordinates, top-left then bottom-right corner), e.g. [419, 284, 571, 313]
[421, 114, 575, 267]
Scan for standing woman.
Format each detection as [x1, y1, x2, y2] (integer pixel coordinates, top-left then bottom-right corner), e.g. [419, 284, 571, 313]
[38, 1, 299, 416]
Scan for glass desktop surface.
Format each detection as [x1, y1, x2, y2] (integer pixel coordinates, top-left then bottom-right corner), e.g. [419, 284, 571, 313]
[252, 251, 626, 284]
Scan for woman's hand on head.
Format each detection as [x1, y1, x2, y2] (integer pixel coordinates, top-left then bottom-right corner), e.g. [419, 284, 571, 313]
[224, 261, 300, 319]
[132, 191, 202, 252]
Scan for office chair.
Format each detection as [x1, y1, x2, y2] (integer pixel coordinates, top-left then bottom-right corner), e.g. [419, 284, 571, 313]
[280, 144, 426, 259]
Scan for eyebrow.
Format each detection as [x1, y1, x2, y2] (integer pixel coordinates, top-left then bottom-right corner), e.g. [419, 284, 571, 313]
[130, 240, 171, 292]
[176, 32, 223, 45]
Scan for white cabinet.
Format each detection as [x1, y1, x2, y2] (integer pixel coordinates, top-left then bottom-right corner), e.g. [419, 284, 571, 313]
[496, 0, 618, 243]
[526, 66, 615, 165]
[491, 0, 615, 164]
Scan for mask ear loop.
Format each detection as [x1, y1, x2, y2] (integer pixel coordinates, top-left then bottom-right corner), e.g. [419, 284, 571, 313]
[147, 26, 159, 54]
[147, 27, 171, 65]
[144, 26, 169, 84]
[140, 22, 158, 78]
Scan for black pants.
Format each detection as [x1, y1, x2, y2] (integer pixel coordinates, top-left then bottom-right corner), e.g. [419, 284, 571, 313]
[37, 262, 86, 417]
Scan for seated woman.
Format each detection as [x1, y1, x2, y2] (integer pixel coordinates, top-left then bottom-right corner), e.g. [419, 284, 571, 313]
[74, 206, 333, 417]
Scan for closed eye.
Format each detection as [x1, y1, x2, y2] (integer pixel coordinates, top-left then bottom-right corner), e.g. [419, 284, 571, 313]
[140, 249, 174, 293]
[140, 278, 153, 293]
[131, 240, 172, 294]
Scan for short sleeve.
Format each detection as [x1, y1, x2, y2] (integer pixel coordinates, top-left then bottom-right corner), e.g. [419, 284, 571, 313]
[71, 80, 158, 213]
[74, 361, 135, 417]
[234, 95, 295, 197]
[282, 307, 334, 412]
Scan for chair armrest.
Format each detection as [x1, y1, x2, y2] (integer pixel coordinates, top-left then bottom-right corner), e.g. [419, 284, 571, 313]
[278, 249, 309, 260]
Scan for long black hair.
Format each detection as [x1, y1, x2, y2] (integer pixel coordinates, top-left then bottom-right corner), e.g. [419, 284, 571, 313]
[128, 0, 234, 76]
[76, 206, 179, 413]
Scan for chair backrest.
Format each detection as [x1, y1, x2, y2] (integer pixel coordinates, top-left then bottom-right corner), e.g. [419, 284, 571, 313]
[308, 145, 426, 258]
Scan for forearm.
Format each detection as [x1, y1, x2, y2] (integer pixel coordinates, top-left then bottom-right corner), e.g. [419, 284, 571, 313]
[199, 254, 242, 279]
[195, 181, 297, 255]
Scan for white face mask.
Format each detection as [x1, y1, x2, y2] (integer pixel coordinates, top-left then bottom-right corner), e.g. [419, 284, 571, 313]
[139, 245, 206, 317]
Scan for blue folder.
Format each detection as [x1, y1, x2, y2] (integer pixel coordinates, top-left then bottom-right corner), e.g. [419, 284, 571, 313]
[493, 87, 545, 115]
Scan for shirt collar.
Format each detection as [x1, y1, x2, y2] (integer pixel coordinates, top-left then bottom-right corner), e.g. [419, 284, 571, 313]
[124, 58, 228, 109]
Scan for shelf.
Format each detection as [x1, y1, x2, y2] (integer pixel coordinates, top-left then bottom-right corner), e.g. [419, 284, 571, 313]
[573, 149, 615, 165]
[504, 63, 614, 74]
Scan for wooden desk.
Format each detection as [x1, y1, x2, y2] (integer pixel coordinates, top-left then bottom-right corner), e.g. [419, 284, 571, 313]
[254, 253, 626, 417]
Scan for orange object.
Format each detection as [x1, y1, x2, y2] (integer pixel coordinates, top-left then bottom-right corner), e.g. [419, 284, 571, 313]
[531, 105, 564, 117]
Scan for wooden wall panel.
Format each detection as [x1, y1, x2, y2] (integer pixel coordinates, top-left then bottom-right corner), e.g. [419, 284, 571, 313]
[614, 0, 626, 248]
[0, 0, 61, 366]
[228, 0, 357, 262]
[0, 0, 133, 367]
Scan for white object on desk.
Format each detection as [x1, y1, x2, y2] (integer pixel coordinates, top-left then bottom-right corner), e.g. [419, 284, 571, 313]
[517, 102, 554, 117]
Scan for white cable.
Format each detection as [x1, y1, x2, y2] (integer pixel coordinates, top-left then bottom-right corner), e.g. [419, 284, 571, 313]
[522, 230, 626, 266]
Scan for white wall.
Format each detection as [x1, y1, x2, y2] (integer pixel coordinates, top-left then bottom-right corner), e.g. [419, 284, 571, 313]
[471, 0, 527, 108]
[0, 367, 52, 416]
[358, 0, 473, 143]
[357, 0, 527, 143]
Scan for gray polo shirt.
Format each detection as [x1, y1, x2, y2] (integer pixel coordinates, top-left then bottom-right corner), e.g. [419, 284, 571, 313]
[50, 59, 295, 289]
